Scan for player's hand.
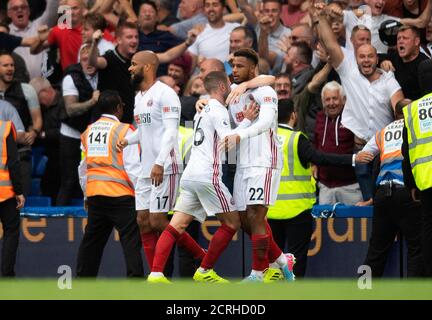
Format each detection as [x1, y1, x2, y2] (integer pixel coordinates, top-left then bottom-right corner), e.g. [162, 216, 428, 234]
[116, 138, 128, 152]
[195, 98, 209, 113]
[219, 134, 240, 153]
[92, 29, 103, 42]
[150, 164, 164, 187]
[16, 194, 25, 210]
[311, 164, 318, 180]
[411, 188, 420, 202]
[242, 101, 259, 121]
[226, 82, 248, 105]
[355, 151, 374, 164]
[380, 60, 395, 72]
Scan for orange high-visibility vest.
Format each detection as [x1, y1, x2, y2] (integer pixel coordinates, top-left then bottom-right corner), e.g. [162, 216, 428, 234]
[0, 120, 16, 202]
[375, 119, 404, 185]
[81, 116, 135, 198]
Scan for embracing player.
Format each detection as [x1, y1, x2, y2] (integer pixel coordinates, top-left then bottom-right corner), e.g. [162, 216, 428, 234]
[147, 71, 258, 283]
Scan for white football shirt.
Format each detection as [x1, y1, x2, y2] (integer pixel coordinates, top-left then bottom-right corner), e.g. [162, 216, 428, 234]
[229, 85, 283, 169]
[130, 80, 183, 178]
[182, 98, 244, 183]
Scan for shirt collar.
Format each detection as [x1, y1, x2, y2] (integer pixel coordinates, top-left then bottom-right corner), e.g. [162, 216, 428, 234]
[10, 20, 32, 33]
[279, 123, 293, 130]
[101, 114, 119, 122]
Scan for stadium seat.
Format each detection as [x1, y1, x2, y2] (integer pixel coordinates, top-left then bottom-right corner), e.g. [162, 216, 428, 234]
[30, 178, 41, 196]
[31, 147, 45, 177]
[70, 198, 84, 207]
[25, 196, 52, 207]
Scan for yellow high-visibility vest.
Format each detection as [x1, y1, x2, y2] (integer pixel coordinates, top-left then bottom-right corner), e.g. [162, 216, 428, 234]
[179, 125, 194, 165]
[267, 127, 316, 220]
[403, 92, 432, 191]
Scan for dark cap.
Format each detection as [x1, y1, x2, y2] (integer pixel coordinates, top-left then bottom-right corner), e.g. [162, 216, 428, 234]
[379, 19, 403, 47]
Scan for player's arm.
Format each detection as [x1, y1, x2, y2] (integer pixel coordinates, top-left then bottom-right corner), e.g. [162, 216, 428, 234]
[77, 143, 87, 196]
[122, 128, 142, 188]
[226, 75, 276, 105]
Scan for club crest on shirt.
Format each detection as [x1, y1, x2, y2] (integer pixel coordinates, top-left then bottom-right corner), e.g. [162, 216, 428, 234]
[221, 119, 229, 127]
[235, 111, 244, 122]
[147, 99, 153, 107]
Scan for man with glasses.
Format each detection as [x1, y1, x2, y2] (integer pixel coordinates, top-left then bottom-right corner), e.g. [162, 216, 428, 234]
[7, 0, 60, 79]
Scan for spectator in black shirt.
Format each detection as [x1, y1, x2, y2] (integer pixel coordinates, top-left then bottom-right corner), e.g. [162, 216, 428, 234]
[381, 25, 428, 100]
[137, 1, 183, 76]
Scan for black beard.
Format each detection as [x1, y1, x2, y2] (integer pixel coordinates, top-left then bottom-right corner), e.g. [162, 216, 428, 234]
[131, 72, 144, 90]
[277, 90, 289, 96]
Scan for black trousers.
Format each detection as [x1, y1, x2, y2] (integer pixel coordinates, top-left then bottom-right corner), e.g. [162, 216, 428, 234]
[365, 185, 423, 278]
[18, 150, 32, 196]
[76, 196, 144, 277]
[0, 198, 20, 277]
[56, 135, 82, 206]
[420, 188, 432, 276]
[268, 210, 313, 278]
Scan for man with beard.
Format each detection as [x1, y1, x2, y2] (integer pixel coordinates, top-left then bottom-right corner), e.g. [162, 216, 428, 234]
[117, 51, 206, 272]
[282, 42, 314, 95]
[222, 48, 295, 282]
[317, 5, 404, 205]
[147, 71, 256, 284]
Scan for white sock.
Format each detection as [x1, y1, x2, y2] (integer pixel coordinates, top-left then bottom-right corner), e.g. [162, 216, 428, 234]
[251, 270, 264, 279]
[275, 253, 287, 268]
[149, 272, 164, 278]
[198, 267, 209, 273]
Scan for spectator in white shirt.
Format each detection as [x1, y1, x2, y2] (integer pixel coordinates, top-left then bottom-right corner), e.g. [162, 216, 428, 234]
[8, 0, 60, 79]
[317, 4, 404, 205]
[342, 0, 432, 54]
[187, 0, 240, 71]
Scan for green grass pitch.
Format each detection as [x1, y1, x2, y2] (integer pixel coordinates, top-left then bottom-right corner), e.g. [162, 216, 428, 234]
[0, 279, 431, 300]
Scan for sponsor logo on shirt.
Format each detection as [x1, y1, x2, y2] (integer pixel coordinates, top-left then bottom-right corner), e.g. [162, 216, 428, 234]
[163, 106, 180, 114]
[263, 96, 277, 104]
[135, 113, 152, 125]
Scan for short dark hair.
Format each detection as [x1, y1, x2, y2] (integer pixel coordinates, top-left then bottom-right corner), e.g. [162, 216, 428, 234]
[275, 72, 291, 80]
[205, 0, 226, 6]
[115, 20, 138, 37]
[398, 25, 421, 39]
[0, 21, 10, 32]
[233, 48, 259, 66]
[0, 50, 13, 59]
[292, 41, 312, 65]
[263, 0, 281, 6]
[97, 90, 123, 115]
[232, 26, 254, 41]
[278, 99, 295, 124]
[139, 0, 158, 12]
[204, 71, 228, 93]
[83, 13, 107, 31]
[395, 99, 412, 118]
